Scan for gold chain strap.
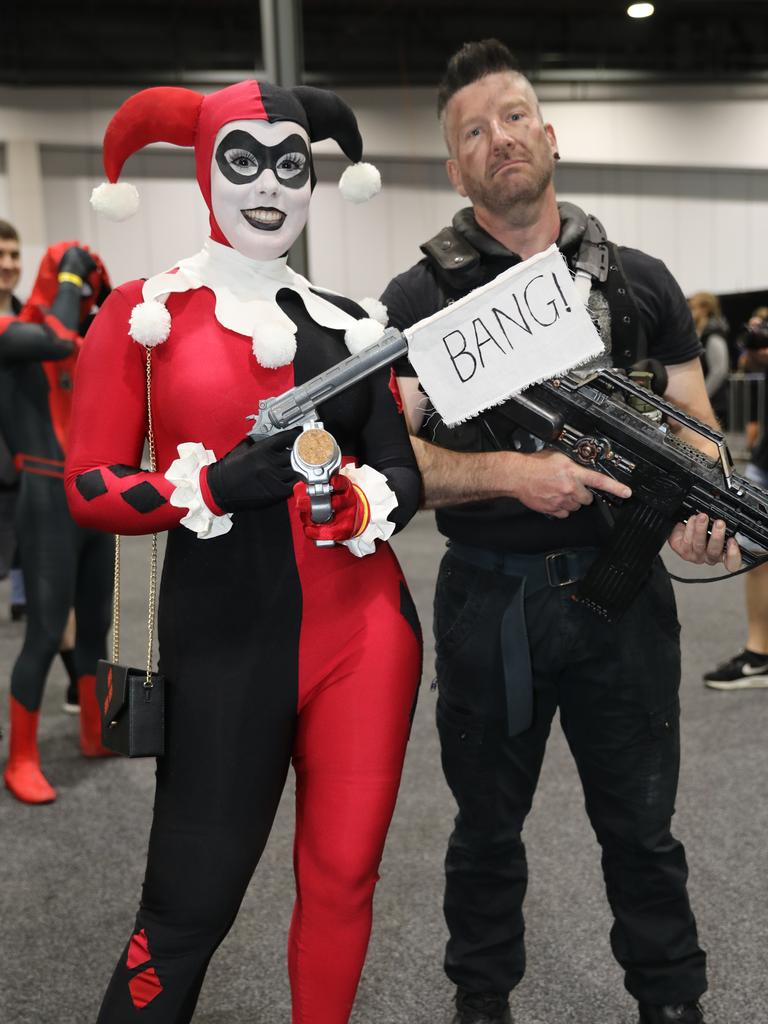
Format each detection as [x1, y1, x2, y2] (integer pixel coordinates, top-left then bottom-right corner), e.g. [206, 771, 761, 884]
[111, 536, 120, 663]
[109, 348, 159, 688]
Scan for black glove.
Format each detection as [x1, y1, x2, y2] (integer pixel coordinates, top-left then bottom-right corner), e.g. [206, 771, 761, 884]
[0, 321, 74, 362]
[57, 246, 97, 285]
[206, 428, 301, 512]
[52, 247, 99, 333]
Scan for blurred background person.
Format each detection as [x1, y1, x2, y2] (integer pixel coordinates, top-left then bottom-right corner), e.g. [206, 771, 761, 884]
[0, 219, 25, 614]
[704, 305, 768, 691]
[0, 241, 114, 804]
[735, 306, 768, 452]
[688, 291, 730, 429]
[0, 219, 21, 317]
[0, 225, 79, 690]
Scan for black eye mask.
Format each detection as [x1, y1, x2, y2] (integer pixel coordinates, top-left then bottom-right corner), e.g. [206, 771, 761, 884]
[214, 129, 311, 189]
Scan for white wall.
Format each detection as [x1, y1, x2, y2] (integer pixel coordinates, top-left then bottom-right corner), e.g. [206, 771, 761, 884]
[308, 83, 768, 301]
[3, 81, 768, 170]
[307, 170, 463, 300]
[307, 160, 768, 301]
[334, 83, 768, 171]
[1, 83, 767, 303]
[558, 167, 768, 298]
[42, 174, 210, 287]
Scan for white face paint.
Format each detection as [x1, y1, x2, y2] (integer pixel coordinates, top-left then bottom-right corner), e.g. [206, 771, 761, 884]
[210, 119, 312, 262]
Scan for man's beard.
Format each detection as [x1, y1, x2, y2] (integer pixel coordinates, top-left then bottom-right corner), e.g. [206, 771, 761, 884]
[467, 155, 554, 215]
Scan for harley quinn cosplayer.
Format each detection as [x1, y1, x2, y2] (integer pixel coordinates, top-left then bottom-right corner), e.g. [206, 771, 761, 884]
[1, 242, 114, 804]
[64, 81, 422, 1023]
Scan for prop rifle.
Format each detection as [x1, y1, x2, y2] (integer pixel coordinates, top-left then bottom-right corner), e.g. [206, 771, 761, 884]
[495, 369, 768, 620]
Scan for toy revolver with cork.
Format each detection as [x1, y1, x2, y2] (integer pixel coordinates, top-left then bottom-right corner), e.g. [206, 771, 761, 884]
[247, 328, 408, 542]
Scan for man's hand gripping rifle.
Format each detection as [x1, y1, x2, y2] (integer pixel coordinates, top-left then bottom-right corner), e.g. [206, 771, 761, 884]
[496, 369, 768, 620]
[247, 328, 408, 537]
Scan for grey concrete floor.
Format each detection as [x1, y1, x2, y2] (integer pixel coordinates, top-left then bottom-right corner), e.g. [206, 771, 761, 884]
[0, 513, 766, 1024]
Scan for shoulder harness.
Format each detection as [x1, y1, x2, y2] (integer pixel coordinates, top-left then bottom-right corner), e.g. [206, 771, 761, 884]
[420, 202, 644, 368]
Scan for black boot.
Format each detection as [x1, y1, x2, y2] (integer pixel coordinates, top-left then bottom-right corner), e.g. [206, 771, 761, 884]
[638, 1001, 704, 1023]
[451, 988, 512, 1024]
[63, 678, 79, 714]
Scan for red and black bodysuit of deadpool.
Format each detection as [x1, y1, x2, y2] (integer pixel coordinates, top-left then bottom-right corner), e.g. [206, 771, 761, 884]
[0, 244, 113, 724]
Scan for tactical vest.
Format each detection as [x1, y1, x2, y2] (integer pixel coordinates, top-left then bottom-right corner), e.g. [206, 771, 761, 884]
[417, 202, 645, 453]
[421, 201, 644, 369]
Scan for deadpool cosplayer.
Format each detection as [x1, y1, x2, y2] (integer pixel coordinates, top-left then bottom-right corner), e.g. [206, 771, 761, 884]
[65, 81, 422, 1023]
[1, 242, 114, 804]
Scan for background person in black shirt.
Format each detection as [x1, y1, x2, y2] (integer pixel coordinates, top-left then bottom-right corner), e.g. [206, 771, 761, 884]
[383, 39, 740, 1024]
[704, 306, 768, 690]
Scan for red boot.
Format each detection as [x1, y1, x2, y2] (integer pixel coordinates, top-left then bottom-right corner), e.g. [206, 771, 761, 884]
[3, 696, 56, 804]
[78, 674, 115, 758]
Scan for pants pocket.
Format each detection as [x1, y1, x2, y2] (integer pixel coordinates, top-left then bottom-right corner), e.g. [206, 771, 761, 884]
[641, 698, 680, 814]
[437, 696, 496, 830]
[434, 555, 491, 659]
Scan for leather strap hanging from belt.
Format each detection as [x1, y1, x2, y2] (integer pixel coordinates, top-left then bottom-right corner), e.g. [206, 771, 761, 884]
[449, 543, 600, 736]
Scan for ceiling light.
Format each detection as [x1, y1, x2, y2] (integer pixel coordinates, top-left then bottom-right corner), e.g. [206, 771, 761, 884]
[627, 2, 655, 17]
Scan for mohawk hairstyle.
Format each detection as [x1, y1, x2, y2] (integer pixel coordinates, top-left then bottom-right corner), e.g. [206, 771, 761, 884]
[437, 39, 522, 120]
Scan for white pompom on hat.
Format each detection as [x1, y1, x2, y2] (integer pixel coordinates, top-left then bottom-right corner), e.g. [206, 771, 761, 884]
[90, 181, 140, 222]
[291, 85, 381, 203]
[129, 299, 172, 347]
[90, 86, 204, 222]
[339, 162, 381, 203]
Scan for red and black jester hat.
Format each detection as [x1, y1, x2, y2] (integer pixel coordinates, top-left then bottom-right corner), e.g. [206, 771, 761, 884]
[91, 79, 381, 234]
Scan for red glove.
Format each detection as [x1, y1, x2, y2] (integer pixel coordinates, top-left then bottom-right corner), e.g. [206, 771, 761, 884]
[294, 474, 370, 543]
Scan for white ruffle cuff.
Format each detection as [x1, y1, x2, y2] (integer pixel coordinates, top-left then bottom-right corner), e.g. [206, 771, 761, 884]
[338, 463, 397, 558]
[165, 442, 233, 539]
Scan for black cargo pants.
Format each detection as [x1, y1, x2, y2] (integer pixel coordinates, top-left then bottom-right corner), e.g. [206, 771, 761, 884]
[434, 545, 707, 1006]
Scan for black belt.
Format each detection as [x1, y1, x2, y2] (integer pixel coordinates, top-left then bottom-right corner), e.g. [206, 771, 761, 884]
[447, 542, 600, 737]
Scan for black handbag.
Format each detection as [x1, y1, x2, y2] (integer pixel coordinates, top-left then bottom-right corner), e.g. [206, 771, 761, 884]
[96, 661, 165, 757]
[96, 348, 165, 757]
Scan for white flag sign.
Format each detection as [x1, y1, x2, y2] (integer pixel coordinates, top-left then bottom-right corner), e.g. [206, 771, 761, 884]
[406, 244, 604, 427]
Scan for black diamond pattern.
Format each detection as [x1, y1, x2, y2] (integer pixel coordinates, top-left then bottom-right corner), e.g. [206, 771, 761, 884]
[75, 469, 107, 501]
[121, 481, 166, 514]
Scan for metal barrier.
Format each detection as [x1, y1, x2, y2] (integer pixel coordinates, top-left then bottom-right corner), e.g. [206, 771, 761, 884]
[728, 373, 765, 431]
[727, 372, 766, 461]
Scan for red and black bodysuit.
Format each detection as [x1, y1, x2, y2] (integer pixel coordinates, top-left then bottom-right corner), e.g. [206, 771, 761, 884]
[65, 79, 422, 1024]
[0, 242, 114, 805]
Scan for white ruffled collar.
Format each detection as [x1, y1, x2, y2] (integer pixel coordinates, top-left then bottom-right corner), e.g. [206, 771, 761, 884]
[137, 239, 384, 368]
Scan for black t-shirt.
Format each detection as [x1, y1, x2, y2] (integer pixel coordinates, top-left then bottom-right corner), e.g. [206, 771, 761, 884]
[381, 210, 702, 553]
